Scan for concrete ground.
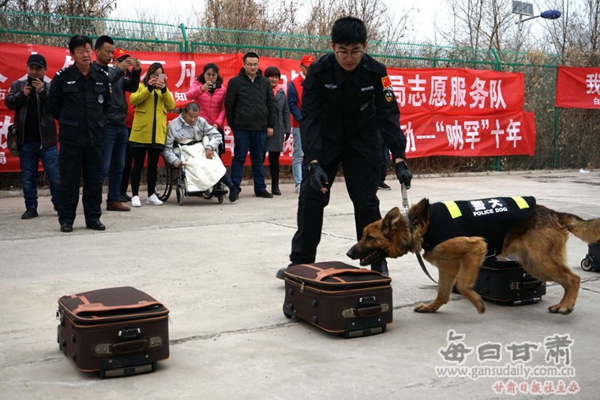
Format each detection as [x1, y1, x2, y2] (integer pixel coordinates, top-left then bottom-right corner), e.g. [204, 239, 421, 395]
[0, 170, 599, 400]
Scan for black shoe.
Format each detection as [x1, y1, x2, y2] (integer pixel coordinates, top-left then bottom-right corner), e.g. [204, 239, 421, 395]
[86, 220, 106, 231]
[229, 186, 239, 203]
[21, 209, 38, 220]
[60, 222, 73, 233]
[371, 259, 389, 276]
[256, 190, 273, 198]
[378, 182, 392, 190]
[272, 188, 281, 196]
[119, 193, 132, 202]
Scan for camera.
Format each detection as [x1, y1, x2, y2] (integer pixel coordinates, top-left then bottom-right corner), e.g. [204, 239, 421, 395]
[26, 76, 35, 87]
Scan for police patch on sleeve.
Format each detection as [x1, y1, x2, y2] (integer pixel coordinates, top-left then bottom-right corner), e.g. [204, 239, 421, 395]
[384, 88, 394, 103]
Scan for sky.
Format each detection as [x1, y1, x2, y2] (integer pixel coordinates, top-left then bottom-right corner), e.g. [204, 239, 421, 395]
[109, 0, 448, 44]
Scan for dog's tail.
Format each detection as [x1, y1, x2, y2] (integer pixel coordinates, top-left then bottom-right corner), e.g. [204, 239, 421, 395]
[559, 212, 600, 243]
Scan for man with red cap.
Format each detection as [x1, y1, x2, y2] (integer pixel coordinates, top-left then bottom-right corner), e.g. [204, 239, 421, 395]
[287, 54, 315, 193]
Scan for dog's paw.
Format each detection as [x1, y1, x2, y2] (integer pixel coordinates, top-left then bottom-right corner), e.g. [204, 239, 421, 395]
[477, 301, 486, 314]
[413, 303, 436, 313]
[548, 304, 574, 315]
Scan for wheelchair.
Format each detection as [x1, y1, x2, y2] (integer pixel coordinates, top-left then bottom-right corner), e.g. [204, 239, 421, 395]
[155, 142, 228, 205]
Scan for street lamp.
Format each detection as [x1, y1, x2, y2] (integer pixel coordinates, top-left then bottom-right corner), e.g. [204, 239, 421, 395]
[517, 9, 562, 25]
[512, 1, 562, 30]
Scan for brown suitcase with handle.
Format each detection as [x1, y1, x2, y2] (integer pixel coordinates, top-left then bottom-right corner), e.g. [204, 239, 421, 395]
[283, 262, 393, 338]
[57, 286, 169, 378]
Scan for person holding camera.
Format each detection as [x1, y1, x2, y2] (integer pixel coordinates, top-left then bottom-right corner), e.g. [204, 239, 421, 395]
[128, 62, 176, 207]
[185, 63, 234, 194]
[5, 54, 61, 220]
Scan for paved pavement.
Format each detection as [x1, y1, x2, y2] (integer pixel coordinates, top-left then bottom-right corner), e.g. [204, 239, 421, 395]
[0, 170, 599, 399]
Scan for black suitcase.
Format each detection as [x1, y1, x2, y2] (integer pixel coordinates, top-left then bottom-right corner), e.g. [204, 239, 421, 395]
[283, 261, 393, 338]
[57, 286, 170, 378]
[581, 242, 600, 272]
[471, 255, 546, 305]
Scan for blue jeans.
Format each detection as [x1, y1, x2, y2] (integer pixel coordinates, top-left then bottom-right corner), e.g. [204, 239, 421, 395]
[101, 124, 129, 204]
[18, 142, 60, 210]
[292, 127, 303, 187]
[231, 129, 267, 194]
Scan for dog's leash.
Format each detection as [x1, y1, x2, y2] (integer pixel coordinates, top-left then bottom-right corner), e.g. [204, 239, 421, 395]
[401, 184, 438, 284]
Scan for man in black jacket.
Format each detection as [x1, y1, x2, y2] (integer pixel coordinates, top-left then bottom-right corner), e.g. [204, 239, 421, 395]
[93, 37, 141, 212]
[48, 34, 111, 233]
[276, 17, 413, 279]
[225, 52, 276, 200]
[5, 54, 61, 220]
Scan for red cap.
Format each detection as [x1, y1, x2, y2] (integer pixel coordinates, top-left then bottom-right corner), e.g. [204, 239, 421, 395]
[113, 48, 131, 61]
[300, 55, 315, 66]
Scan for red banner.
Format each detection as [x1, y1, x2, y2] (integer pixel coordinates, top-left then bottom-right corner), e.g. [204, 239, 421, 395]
[555, 66, 600, 109]
[0, 43, 536, 172]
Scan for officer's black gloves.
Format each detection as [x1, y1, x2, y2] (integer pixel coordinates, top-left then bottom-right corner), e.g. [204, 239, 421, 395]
[395, 160, 413, 189]
[308, 163, 329, 192]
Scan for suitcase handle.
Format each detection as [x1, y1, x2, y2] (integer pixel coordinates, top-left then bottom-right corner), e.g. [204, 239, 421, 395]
[340, 303, 390, 318]
[112, 339, 148, 354]
[356, 305, 384, 317]
[315, 268, 381, 282]
[510, 281, 543, 290]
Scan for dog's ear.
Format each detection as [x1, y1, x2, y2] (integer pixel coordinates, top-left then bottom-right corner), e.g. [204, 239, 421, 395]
[382, 207, 402, 236]
[409, 198, 430, 228]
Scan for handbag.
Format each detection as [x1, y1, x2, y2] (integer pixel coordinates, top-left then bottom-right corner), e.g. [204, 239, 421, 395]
[7, 124, 19, 157]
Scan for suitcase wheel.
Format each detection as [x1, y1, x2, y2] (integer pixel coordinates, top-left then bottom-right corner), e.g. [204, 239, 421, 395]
[282, 301, 297, 319]
[581, 256, 593, 271]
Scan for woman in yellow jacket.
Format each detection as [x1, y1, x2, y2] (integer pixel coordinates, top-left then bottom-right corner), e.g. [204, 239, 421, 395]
[129, 62, 176, 206]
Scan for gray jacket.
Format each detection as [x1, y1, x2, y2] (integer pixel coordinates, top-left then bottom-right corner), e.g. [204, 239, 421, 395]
[106, 67, 140, 125]
[265, 87, 291, 153]
[163, 114, 222, 167]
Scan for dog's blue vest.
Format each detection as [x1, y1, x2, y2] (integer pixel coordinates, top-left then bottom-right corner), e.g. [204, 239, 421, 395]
[421, 196, 536, 255]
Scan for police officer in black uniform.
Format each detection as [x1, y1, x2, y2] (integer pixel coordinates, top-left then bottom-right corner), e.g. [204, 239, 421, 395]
[48, 34, 111, 232]
[276, 16, 413, 279]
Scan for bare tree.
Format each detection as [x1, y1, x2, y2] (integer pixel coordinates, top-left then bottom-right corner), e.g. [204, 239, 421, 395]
[440, 0, 530, 52]
[6, 0, 115, 16]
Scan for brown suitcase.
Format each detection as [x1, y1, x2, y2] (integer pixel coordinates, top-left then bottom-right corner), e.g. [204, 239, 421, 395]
[283, 262, 393, 338]
[57, 286, 169, 378]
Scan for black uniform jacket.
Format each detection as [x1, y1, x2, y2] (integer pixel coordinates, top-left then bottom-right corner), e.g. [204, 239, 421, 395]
[300, 53, 407, 168]
[422, 196, 537, 256]
[48, 63, 111, 147]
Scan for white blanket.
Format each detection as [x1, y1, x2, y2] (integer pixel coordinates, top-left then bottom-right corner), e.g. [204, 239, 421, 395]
[179, 142, 226, 192]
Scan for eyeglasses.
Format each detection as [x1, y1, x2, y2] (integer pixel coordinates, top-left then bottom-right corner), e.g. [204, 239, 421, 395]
[335, 50, 364, 60]
[245, 62, 259, 67]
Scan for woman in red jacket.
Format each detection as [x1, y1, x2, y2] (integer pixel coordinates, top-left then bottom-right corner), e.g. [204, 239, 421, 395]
[186, 63, 227, 156]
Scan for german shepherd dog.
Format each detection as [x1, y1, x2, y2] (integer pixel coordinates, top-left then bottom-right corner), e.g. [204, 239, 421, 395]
[347, 197, 600, 315]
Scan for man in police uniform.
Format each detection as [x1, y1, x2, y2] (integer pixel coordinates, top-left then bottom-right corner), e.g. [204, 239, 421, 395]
[276, 16, 413, 279]
[48, 34, 111, 232]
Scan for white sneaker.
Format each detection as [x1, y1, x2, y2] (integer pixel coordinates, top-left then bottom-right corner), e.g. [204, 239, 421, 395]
[131, 195, 141, 207]
[146, 194, 163, 205]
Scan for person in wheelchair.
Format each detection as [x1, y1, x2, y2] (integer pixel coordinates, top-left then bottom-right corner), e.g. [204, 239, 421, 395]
[163, 102, 236, 202]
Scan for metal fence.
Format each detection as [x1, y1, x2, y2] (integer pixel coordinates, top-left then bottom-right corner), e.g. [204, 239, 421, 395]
[1, 11, 598, 189]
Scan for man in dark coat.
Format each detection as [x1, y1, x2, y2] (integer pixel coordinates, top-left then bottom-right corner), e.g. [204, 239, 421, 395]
[225, 52, 276, 200]
[48, 34, 111, 233]
[5, 54, 61, 220]
[277, 17, 413, 278]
